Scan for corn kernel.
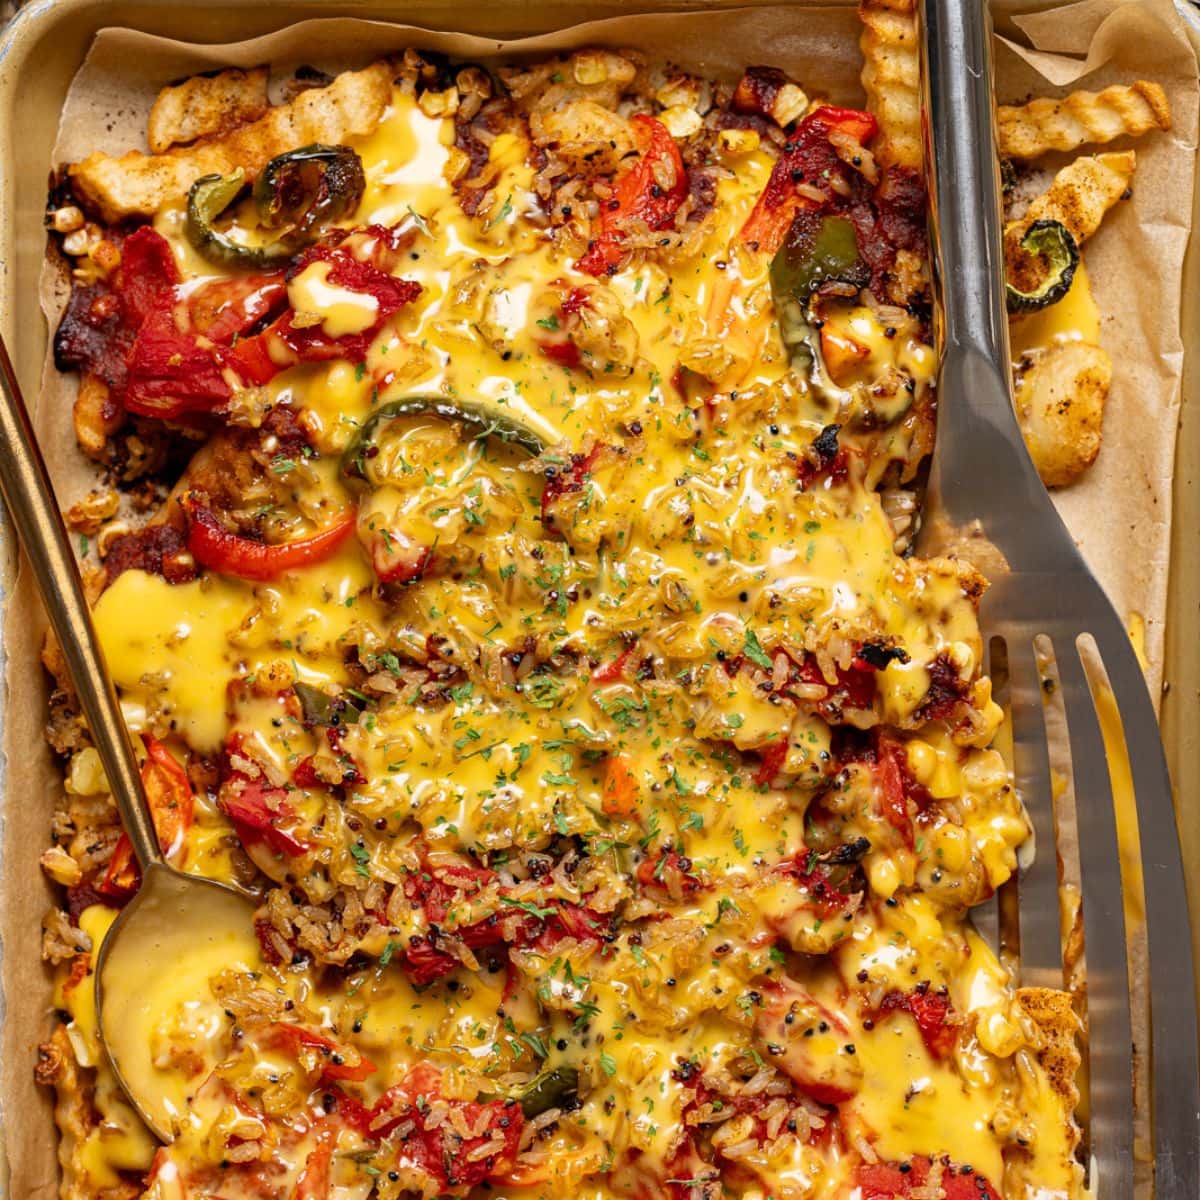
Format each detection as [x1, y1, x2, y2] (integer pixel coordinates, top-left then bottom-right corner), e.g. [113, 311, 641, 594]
[51, 205, 85, 234]
[948, 640, 976, 676]
[718, 128, 761, 155]
[656, 75, 702, 110]
[660, 105, 702, 140]
[868, 854, 901, 899]
[40, 846, 82, 887]
[96, 520, 132, 559]
[62, 228, 92, 257]
[67, 747, 107, 796]
[977, 1005, 1024, 1058]
[572, 51, 610, 86]
[119, 699, 147, 733]
[905, 738, 938, 785]
[770, 83, 810, 127]
[931, 823, 969, 872]
[417, 86, 459, 118]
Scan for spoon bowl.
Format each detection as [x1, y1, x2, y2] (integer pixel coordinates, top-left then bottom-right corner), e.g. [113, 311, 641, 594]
[94, 864, 258, 1140]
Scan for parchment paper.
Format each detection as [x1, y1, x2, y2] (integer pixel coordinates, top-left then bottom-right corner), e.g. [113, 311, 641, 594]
[3, 5, 1196, 1197]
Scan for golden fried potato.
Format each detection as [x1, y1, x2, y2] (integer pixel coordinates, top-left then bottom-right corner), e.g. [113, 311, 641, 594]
[859, 0, 921, 173]
[72, 372, 120, 461]
[532, 99, 636, 174]
[1014, 340, 1111, 487]
[1017, 151, 1137, 247]
[1016, 987, 1082, 1112]
[999, 81, 1170, 162]
[71, 60, 393, 222]
[147, 66, 271, 154]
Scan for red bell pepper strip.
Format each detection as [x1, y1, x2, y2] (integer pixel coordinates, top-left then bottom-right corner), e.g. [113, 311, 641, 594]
[576, 115, 688, 276]
[740, 105, 878, 256]
[218, 778, 311, 858]
[592, 643, 636, 683]
[184, 495, 355, 582]
[141, 735, 195, 858]
[601, 753, 641, 820]
[874, 733, 915, 847]
[99, 735, 194, 897]
[226, 245, 422, 386]
[267, 1022, 377, 1083]
[98, 837, 139, 899]
[188, 273, 288, 345]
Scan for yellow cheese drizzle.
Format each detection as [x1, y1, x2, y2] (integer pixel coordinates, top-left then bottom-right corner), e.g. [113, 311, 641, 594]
[55, 89, 1086, 1199]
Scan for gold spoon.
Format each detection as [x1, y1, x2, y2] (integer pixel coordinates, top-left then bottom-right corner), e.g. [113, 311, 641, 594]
[0, 335, 255, 1140]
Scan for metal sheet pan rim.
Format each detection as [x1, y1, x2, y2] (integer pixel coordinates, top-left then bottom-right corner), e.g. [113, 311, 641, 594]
[0, 4, 1194, 1198]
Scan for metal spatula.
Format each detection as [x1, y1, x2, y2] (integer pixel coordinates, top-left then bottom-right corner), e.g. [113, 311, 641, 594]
[918, 1, 1199, 1195]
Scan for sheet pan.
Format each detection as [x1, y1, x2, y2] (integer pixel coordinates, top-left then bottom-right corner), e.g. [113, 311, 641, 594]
[0, 2, 1195, 1196]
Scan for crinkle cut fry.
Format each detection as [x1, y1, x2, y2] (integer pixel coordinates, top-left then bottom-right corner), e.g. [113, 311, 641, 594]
[858, 0, 922, 174]
[998, 81, 1171, 162]
[1012, 150, 1137, 248]
[70, 59, 393, 223]
[1015, 986, 1083, 1115]
[148, 65, 271, 155]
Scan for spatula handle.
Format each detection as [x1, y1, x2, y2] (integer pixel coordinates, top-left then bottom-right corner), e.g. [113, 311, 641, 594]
[920, 0, 1010, 363]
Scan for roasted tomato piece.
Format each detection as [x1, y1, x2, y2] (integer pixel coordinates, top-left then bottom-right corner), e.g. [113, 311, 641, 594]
[54, 224, 180, 399]
[227, 243, 422, 385]
[291, 1126, 336, 1200]
[861, 730, 934, 849]
[218, 771, 311, 858]
[576, 115, 687, 276]
[855, 1157, 1002, 1200]
[357, 516, 433, 586]
[368, 1065, 523, 1193]
[123, 311, 233, 419]
[98, 735, 195, 898]
[266, 1022, 377, 1083]
[754, 737, 790, 788]
[754, 978, 863, 1105]
[188, 272, 288, 344]
[877, 985, 958, 1059]
[741, 106, 877, 255]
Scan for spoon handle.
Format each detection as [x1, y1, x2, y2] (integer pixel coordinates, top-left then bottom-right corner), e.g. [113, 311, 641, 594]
[0, 334, 163, 871]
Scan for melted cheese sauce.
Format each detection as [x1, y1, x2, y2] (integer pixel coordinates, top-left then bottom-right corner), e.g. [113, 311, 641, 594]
[60, 86, 1080, 1200]
[1009, 262, 1100, 361]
